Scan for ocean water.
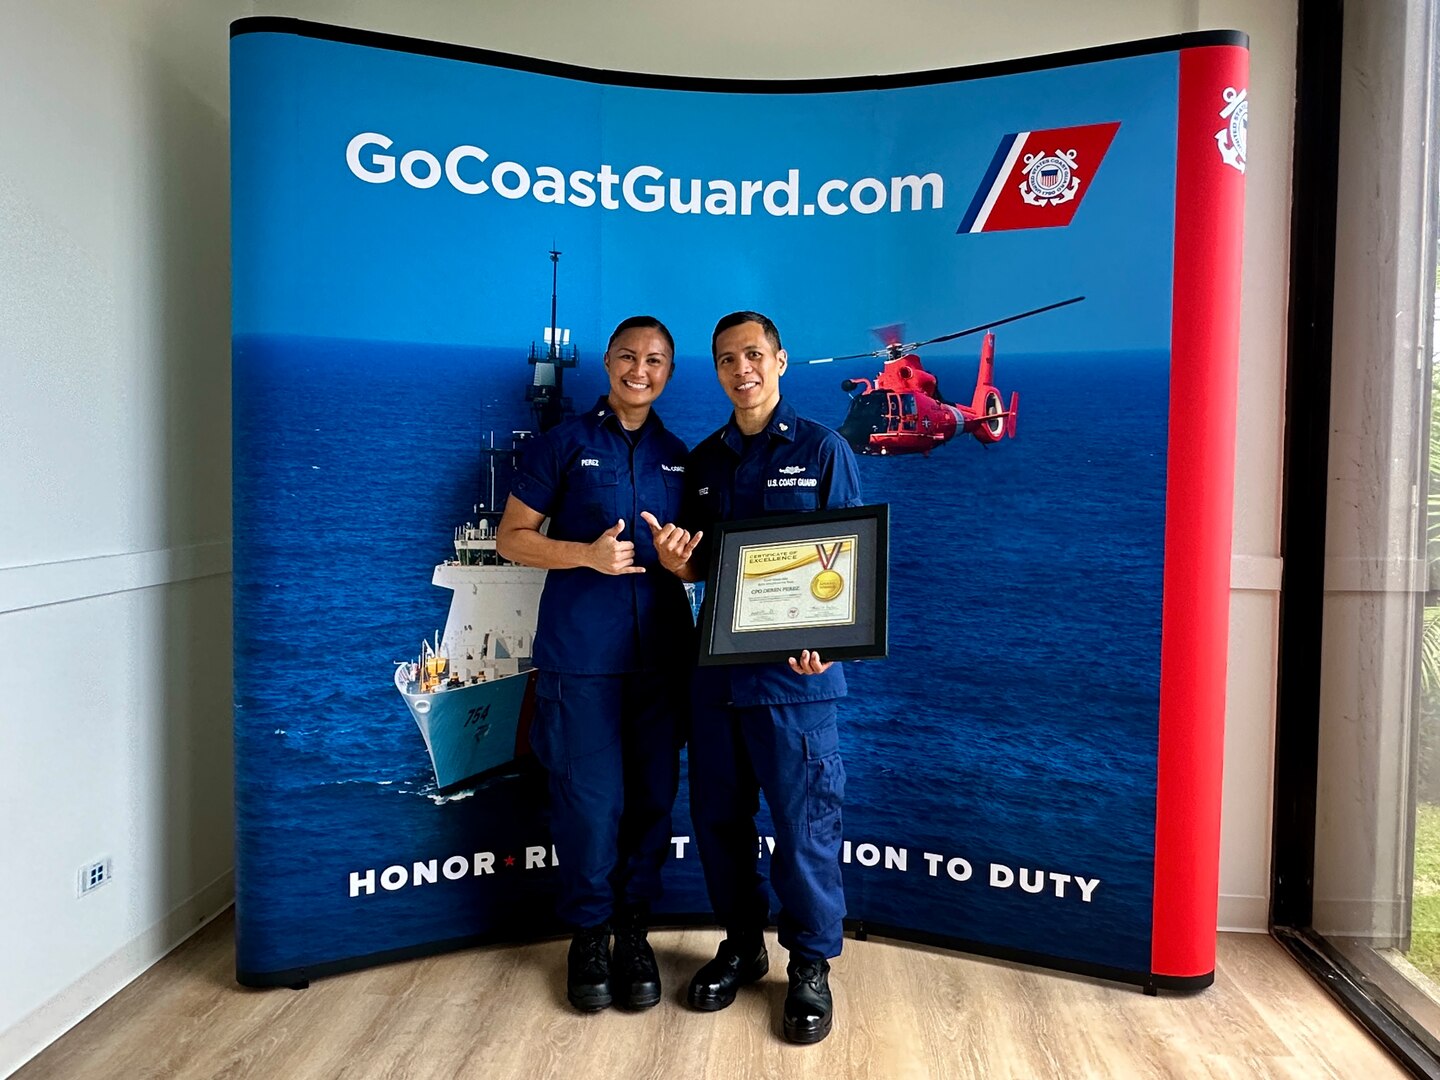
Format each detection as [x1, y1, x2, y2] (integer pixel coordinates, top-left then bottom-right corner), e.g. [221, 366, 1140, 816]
[234, 334, 1165, 976]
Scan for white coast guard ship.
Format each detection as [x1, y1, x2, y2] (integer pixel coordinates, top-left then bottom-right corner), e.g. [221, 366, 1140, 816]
[394, 250, 578, 791]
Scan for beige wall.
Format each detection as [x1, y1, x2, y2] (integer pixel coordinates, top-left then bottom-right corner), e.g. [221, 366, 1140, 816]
[0, 1, 1297, 1072]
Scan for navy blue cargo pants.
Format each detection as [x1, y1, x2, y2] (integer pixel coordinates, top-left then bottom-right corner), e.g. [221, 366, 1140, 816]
[688, 698, 847, 960]
[531, 670, 682, 929]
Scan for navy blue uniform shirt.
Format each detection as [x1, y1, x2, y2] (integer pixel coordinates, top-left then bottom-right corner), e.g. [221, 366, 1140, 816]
[683, 397, 864, 706]
[512, 397, 694, 674]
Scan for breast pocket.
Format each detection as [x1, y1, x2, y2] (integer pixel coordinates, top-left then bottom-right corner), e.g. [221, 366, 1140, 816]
[661, 472, 686, 521]
[565, 467, 619, 531]
[762, 486, 819, 513]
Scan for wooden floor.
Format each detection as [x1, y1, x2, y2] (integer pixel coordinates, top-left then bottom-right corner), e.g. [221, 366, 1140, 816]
[15, 912, 1408, 1080]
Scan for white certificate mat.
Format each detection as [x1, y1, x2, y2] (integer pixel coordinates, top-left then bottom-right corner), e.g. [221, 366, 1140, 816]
[731, 535, 858, 633]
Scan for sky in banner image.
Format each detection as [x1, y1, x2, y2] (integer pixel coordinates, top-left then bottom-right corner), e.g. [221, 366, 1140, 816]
[231, 26, 1179, 979]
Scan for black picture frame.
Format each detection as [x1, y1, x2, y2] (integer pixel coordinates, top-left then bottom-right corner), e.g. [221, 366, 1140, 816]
[698, 504, 889, 667]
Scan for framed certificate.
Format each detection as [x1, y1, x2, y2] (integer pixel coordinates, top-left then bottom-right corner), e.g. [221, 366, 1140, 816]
[698, 504, 889, 666]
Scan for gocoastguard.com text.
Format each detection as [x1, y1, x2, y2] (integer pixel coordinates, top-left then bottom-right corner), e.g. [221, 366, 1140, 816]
[346, 133, 945, 218]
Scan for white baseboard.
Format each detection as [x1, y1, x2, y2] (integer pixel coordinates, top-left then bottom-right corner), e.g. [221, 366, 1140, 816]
[0, 870, 235, 1079]
[1230, 554, 1283, 592]
[1217, 892, 1270, 933]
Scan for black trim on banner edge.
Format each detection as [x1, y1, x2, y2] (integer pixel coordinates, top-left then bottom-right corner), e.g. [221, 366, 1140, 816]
[229, 17, 1248, 94]
[236, 913, 1205, 994]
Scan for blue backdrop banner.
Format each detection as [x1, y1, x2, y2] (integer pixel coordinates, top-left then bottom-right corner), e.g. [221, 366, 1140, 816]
[231, 19, 1247, 988]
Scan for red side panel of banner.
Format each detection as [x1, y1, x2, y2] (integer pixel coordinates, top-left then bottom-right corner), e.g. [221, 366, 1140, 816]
[1152, 45, 1247, 981]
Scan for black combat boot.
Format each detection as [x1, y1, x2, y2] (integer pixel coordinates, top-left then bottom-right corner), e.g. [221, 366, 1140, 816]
[611, 909, 661, 1010]
[566, 925, 613, 1012]
[782, 956, 833, 1044]
[686, 932, 768, 1011]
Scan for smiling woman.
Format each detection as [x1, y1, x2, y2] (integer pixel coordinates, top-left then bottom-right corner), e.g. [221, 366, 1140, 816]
[604, 319, 676, 418]
[494, 313, 696, 1014]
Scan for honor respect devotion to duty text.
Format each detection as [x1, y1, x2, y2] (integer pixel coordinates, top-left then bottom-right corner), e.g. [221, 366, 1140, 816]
[347, 837, 1102, 905]
[346, 133, 946, 218]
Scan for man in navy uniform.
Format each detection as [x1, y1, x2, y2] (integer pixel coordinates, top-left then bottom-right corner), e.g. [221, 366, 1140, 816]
[646, 310, 862, 1044]
[498, 316, 697, 1013]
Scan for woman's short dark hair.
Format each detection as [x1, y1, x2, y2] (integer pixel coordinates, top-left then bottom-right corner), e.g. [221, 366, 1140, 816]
[607, 315, 675, 357]
[711, 311, 782, 361]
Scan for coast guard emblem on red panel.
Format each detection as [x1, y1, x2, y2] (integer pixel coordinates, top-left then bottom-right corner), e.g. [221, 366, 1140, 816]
[1019, 150, 1081, 207]
[1215, 87, 1247, 174]
[958, 121, 1119, 233]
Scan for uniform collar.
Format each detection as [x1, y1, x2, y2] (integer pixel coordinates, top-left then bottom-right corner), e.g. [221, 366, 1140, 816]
[721, 397, 797, 454]
[591, 395, 663, 436]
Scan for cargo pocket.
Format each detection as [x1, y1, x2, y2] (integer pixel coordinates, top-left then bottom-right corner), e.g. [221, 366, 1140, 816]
[530, 670, 567, 779]
[802, 721, 846, 837]
[661, 471, 686, 518]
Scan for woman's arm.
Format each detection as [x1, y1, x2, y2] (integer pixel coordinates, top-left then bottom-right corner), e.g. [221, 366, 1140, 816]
[496, 495, 645, 575]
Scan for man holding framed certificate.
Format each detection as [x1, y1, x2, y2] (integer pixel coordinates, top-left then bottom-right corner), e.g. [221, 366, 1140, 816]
[645, 310, 866, 1045]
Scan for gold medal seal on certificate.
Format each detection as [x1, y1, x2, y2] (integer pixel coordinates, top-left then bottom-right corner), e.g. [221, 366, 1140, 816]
[810, 542, 845, 601]
[732, 535, 858, 634]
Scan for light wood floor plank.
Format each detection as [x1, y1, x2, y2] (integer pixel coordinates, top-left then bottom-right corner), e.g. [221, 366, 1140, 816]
[13, 913, 1410, 1080]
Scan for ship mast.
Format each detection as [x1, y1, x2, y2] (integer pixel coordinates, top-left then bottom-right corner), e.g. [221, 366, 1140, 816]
[549, 247, 560, 363]
[527, 248, 577, 432]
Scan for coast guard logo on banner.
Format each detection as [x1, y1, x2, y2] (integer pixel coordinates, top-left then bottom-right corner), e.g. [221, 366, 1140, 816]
[958, 121, 1120, 233]
[1216, 87, 1247, 174]
[1020, 150, 1080, 206]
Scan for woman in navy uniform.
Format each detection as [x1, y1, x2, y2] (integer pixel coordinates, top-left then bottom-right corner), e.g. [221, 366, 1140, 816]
[647, 311, 862, 1044]
[497, 316, 697, 1012]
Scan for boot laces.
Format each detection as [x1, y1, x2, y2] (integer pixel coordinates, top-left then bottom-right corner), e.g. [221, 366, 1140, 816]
[575, 928, 610, 970]
[792, 959, 827, 988]
[616, 926, 656, 974]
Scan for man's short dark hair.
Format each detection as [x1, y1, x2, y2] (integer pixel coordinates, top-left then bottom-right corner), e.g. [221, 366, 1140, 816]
[607, 315, 675, 357]
[711, 311, 782, 362]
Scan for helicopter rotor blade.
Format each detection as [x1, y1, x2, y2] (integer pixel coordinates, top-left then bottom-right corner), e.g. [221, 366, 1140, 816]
[901, 296, 1085, 352]
[805, 349, 888, 365]
[802, 296, 1084, 365]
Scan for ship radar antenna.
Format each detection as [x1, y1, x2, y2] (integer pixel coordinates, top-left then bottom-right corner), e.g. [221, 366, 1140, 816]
[529, 248, 577, 432]
[548, 247, 561, 362]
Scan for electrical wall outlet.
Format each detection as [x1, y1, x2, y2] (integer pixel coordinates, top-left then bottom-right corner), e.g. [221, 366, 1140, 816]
[78, 857, 113, 897]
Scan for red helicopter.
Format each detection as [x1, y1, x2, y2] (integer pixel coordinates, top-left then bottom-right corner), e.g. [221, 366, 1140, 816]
[810, 297, 1084, 457]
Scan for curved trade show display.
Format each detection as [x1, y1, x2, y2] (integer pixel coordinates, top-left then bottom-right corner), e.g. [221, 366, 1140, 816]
[231, 18, 1246, 991]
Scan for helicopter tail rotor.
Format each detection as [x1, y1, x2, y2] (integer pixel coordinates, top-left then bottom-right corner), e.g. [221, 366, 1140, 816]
[1007, 391, 1019, 439]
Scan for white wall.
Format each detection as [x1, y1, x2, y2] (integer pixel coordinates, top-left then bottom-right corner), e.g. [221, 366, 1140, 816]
[1205, 0, 1297, 932]
[0, 0, 1296, 1071]
[0, 2, 239, 1073]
